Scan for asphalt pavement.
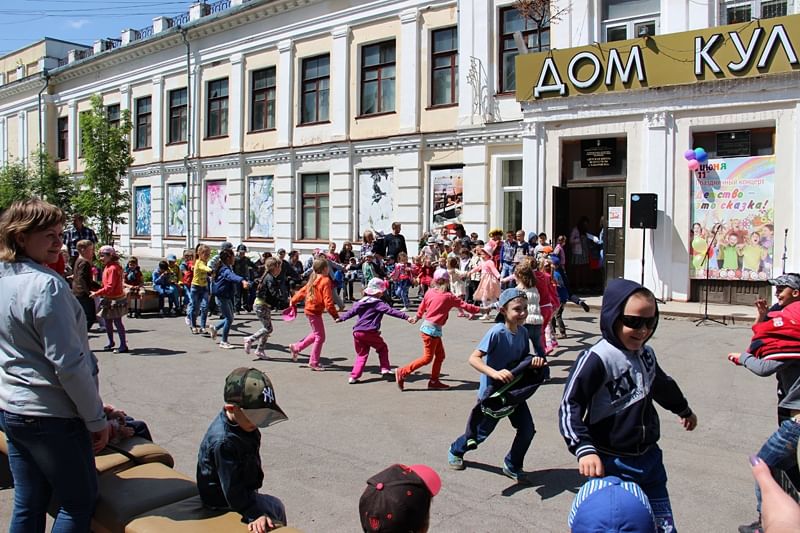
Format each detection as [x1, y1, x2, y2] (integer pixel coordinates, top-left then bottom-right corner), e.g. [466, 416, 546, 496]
[0, 300, 777, 532]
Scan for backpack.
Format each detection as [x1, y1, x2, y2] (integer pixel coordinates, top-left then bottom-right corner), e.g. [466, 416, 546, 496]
[257, 273, 289, 310]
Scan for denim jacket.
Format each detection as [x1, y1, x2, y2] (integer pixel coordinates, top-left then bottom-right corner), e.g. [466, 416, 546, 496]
[0, 259, 106, 431]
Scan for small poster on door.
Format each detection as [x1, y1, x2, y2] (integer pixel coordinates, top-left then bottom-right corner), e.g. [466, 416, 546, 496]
[608, 206, 623, 228]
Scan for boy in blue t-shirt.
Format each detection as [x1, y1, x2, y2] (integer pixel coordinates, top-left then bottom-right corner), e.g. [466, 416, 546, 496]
[448, 288, 548, 482]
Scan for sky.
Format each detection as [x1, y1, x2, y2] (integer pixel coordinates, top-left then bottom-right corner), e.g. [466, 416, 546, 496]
[0, 0, 198, 55]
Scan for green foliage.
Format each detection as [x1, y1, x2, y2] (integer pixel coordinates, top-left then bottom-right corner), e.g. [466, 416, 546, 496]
[0, 149, 76, 213]
[142, 270, 153, 284]
[74, 93, 134, 246]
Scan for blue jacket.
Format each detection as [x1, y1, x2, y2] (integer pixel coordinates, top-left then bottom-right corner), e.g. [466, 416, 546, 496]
[212, 265, 244, 300]
[559, 279, 692, 458]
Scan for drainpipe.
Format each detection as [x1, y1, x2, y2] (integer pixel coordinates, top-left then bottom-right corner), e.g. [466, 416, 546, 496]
[37, 71, 50, 180]
[180, 27, 193, 251]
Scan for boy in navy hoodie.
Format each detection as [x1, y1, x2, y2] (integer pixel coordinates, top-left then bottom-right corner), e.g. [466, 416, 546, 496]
[559, 279, 697, 533]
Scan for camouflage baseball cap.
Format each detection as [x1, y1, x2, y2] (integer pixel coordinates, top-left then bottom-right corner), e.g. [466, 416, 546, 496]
[224, 368, 287, 428]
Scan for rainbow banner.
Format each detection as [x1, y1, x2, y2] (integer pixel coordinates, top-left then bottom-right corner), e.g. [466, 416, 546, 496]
[689, 156, 775, 281]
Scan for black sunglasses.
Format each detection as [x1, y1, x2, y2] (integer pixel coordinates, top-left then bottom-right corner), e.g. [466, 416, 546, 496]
[619, 314, 659, 330]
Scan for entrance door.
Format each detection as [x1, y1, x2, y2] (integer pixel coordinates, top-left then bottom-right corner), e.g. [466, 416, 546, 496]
[603, 186, 626, 284]
[552, 186, 570, 240]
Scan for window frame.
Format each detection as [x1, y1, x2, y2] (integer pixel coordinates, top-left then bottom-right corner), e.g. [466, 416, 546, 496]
[300, 54, 330, 125]
[250, 67, 277, 132]
[720, 0, 791, 24]
[168, 88, 188, 145]
[106, 104, 120, 129]
[359, 40, 397, 116]
[134, 96, 152, 150]
[430, 26, 458, 107]
[499, 158, 524, 233]
[206, 78, 229, 139]
[56, 116, 68, 161]
[499, 5, 551, 94]
[299, 173, 330, 241]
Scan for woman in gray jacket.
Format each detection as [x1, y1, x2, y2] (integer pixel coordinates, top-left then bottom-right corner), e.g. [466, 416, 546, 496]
[0, 198, 108, 532]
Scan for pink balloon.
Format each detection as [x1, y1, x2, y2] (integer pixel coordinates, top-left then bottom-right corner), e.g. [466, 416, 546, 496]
[688, 159, 700, 171]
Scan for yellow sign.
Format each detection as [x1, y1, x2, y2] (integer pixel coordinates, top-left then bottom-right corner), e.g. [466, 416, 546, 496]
[516, 14, 800, 101]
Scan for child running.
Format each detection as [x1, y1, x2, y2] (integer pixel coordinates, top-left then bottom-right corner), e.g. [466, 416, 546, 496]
[559, 279, 697, 533]
[337, 278, 416, 384]
[243, 257, 288, 360]
[448, 288, 548, 481]
[289, 258, 340, 371]
[189, 244, 213, 335]
[395, 270, 481, 391]
[391, 251, 413, 311]
[511, 258, 546, 357]
[209, 249, 250, 349]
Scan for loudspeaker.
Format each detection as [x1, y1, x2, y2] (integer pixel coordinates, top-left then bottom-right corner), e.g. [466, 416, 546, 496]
[629, 193, 658, 229]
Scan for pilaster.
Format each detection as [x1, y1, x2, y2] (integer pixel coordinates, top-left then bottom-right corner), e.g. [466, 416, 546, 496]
[394, 148, 423, 243]
[521, 121, 544, 235]
[641, 111, 670, 299]
[330, 148, 353, 241]
[17, 111, 27, 164]
[67, 101, 77, 170]
[273, 156, 296, 250]
[229, 53, 244, 153]
[152, 75, 163, 160]
[0, 117, 6, 165]
[458, 0, 491, 127]
[151, 176, 165, 251]
[399, 9, 420, 133]
[462, 142, 489, 236]
[277, 40, 294, 147]
[330, 26, 350, 141]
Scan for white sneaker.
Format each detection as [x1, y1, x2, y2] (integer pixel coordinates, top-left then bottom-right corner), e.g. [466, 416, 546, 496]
[400, 307, 409, 312]
[255, 350, 269, 360]
[219, 342, 234, 349]
[348, 377, 358, 384]
[206, 326, 217, 341]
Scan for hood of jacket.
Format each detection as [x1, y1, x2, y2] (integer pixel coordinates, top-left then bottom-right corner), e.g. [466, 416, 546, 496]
[600, 279, 659, 351]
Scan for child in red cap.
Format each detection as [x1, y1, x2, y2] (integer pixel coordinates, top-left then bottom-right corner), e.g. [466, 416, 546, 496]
[359, 463, 441, 533]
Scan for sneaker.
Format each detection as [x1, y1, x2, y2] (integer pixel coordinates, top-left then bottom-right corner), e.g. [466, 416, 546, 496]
[380, 368, 393, 376]
[184, 316, 191, 326]
[289, 344, 299, 362]
[243, 338, 253, 355]
[428, 380, 450, 390]
[348, 377, 358, 384]
[191, 327, 201, 334]
[738, 520, 763, 533]
[502, 461, 526, 483]
[255, 350, 269, 360]
[102, 344, 115, 351]
[448, 451, 465, 470]
[557, 332, 567, 339]
[395, 368, 405, 391]
[219, 342, 235, 349]
[580, 300, 590, 312]
[309, 364, 325, 372]
[114, 345, 129, 354]
[206, 326, 218, 341]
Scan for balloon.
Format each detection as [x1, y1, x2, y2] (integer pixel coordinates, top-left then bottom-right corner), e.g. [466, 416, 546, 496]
[696, 151, 708, 163]
[684, 149, 697, 161]
[688, 159, 700, 171]
[694, 147, 707, 160]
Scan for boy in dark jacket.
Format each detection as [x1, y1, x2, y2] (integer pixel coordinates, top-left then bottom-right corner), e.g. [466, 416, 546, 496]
[559, 279, 697, 533]
[244, 258, 288, 360]
[197, 367, 288, 532]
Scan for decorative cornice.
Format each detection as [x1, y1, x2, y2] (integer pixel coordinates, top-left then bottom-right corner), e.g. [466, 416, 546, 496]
[277, 39, 293, 53]
[229, 52, 244, 65]
[152, 75, 163, 85]
[295, 144, 350, 162]
[331, 25, 349, 40]
[399, 8, 419, 24]
[246, 150, 293, 165]
[645, 111, 666, 129]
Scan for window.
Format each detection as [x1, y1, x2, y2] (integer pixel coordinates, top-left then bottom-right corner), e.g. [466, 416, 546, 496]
[300, 55, 330, 124]
[692, 128, 775, 158]
[251, 67, 276, 131]
[361, 40, 396, 115]
[207, 78, 229, 138]
[106, 104, 120, 129]
[499, 6, 550, 93]
[721, 1, 789, 24]
[134, 96, 152, 150]
[57, 117, 68, 161]
[501, 160, 523, 232]
[300, 173, 329, 240]
[602, 0, 660, 42]
[168, 88, 188, 144]
[431, 27, 458, 106]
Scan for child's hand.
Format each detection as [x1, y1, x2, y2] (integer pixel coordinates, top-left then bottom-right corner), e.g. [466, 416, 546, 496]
[578, 454, 604, 477]
[681, 412, 698, 431]
[530, 356, 547, 368]
[247, 515, 274, 533]
[492, 369, 514, 383]
[754, 297, 768, 319]
[407, 317, 417, 324]
[242, 280, 249, 289]
[727, 352, 742, 365]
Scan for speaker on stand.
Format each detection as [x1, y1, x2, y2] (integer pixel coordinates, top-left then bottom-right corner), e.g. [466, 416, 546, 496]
[629, 194, 662, 300]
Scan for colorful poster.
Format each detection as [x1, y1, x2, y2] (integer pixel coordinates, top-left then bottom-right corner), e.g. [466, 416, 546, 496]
[167, 183, 187, 237]
[430, 167, 463, 228]
[205, 180, 228, 238]
[134, 186, 151, 236]
[689, 156, 775, 281]
[359, 169, 393, 235]
[248, 175, 274, 238]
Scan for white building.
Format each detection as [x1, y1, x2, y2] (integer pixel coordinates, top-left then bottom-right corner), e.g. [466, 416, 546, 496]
[0, 0, 796, 303]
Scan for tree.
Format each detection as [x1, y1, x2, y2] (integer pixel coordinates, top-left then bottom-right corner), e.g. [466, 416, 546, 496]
[74, 93, 134, 246]
[0, 149, 75, 213]
[0, 159, 32, 210]
[513, 0, 570, 53]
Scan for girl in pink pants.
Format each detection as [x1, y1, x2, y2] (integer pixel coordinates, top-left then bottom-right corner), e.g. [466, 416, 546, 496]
[289, 258, 339, 370]
[336, 279, 415, 384]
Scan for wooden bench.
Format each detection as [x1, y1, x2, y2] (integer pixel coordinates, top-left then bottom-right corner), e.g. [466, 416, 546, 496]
[0, 430, 300, 532]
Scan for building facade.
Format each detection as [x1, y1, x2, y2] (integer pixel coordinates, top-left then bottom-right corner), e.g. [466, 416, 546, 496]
[0, 0, 797, 303]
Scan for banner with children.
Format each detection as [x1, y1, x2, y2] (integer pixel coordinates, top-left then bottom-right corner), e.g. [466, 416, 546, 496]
[689, 155, 775, 281]
[359, 168, 393, 236]
[430, 167, 463, 229]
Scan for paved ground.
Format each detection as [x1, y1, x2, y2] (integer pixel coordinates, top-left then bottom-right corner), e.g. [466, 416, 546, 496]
[0, 300, 777, 532]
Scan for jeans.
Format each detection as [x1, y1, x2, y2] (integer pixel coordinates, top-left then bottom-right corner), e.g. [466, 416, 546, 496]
[76, 294, 96, 331]
[522, 323, 545, 358]
[500, 263, 515, 289]
[450, 401, 535, 472]
[394, 280, 411, 308]
[756, 418, 800, 514]
[0, 410, 98, 533]
[599, 445, 676, 533]
[214, 296, 235, 343]
[154, 284, 179, 311]
[189, 285, 209, 328]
